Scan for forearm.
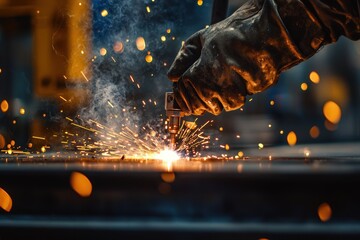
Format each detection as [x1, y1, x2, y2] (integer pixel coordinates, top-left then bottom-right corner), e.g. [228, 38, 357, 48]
[276, 0, 359, 57]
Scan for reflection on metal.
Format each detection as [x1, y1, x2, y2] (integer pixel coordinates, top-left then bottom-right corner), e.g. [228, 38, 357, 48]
[161, 172, 175, 183]
[70, 172, 92, 197]
[0, 187, 12, 212]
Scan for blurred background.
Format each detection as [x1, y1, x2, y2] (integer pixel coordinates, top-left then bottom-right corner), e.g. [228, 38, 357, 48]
[0, 0, 359, 154]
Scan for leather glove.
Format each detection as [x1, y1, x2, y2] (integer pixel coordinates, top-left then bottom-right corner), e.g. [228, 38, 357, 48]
[168, 0, 359, 116]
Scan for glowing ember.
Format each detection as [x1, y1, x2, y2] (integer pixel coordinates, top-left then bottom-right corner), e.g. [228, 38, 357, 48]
[19, 108, 25, 115]
[155, 149, 180, 162]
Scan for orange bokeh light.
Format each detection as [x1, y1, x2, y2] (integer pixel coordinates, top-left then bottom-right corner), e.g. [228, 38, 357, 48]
[0, 188, 12, 212]
[70, 172, 92, 197]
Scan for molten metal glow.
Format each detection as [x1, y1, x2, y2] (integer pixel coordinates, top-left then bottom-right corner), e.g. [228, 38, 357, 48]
[155, 149, 180, 162]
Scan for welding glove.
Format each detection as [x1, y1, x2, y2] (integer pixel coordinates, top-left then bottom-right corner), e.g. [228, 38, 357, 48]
[168, 0, 359, 116]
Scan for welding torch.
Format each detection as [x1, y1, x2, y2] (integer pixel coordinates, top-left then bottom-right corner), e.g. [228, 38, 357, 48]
[165, 92, 184, 150]
[165, 0, 228, 150]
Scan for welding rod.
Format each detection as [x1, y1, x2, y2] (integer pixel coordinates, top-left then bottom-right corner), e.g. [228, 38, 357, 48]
[165, 92, 184, 150]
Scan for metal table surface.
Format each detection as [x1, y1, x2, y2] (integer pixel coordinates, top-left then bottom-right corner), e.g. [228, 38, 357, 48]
[1, 142, 360, 239]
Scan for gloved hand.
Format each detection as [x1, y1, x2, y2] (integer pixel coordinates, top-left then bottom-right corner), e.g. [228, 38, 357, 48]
[168, 0, 359, 116]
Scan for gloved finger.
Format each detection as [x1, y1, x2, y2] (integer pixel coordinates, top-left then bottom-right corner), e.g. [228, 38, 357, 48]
[173, 82, 191, 116]
[180, 78, 212, 116]
[174, 79, 207, 116]
[216, 70, 247, 112]
[167, 30, 204, 82]
[176, 78, 224, 116]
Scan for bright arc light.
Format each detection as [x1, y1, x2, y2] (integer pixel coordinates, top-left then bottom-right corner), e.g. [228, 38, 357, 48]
[155, 149, 180, 162]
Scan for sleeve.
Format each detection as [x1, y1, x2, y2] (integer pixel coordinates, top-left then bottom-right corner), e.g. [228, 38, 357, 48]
[275, 0, 359, 58]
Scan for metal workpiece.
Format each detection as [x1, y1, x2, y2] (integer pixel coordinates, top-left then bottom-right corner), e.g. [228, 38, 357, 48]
[165, 92, 184, 150]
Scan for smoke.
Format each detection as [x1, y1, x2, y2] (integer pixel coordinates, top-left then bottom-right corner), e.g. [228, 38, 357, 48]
[49, 0, 212, 142]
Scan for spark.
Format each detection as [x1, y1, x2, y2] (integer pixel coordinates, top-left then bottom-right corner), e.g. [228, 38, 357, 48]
[32, 136, 46, 140]
[59, 96, 68, 102]
[80, 71, 89, 81]
[107, 100, 114, 108]
[129, 75, 135, 82]
[101, 9, 108, 17]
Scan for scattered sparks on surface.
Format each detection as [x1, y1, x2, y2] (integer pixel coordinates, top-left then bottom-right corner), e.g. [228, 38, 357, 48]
[161, 36, 166, 42]
[258, 143, 264, 149]
[197, 0, 203, 6]
[146, 6, 151, 13]
[19, 108, 25, 115]
[270, 100, 275, 106]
